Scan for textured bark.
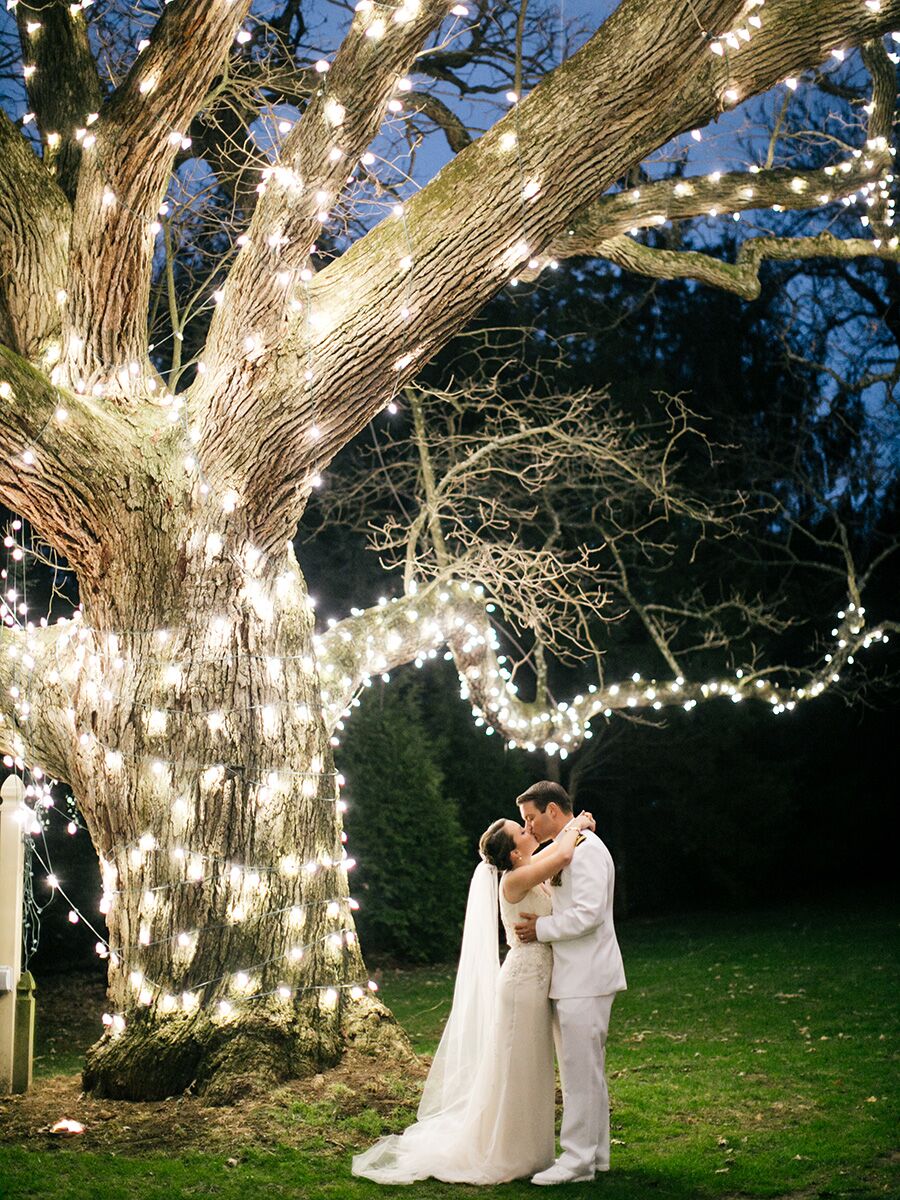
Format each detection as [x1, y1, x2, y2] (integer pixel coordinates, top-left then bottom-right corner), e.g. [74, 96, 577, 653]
[2, 492, 407, 1100]
[61, 0, 252, 394]
[0, 346, 140, 580]
[598, 232, 900, 299]
[0, 112, 70, 361]
[15, 1, 103, 202]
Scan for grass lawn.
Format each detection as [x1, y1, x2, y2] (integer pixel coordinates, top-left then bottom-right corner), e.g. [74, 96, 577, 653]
[0, 900, 897, 1199]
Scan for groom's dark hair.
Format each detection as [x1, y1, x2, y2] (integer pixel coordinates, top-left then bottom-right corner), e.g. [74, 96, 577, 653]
[516, 781, 573, 814]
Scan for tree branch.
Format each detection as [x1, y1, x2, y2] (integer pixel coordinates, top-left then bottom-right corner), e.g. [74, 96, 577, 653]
[402, 90, 473, 153]
[201, 0, 900, 551]
[200, 0, 451, 401]
[859, 37, 897, 240]
[62, 0, 253, 396]
[0, 345, 138, 575]
[316, 582, 896, 752]
[0, 110, 70, 362]
[534, 157, 896, 272]
[15, 1, 103, 203]
[598, 232, 900, 300]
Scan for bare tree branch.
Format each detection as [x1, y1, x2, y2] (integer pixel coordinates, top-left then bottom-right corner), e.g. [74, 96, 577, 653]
[402, 90, 473, 153]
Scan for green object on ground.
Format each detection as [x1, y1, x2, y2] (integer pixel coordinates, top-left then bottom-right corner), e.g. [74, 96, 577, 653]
[12, 970, 35, 1094]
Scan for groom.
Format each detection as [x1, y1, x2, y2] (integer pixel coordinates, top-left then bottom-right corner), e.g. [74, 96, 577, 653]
[515, 781, 626, 1186]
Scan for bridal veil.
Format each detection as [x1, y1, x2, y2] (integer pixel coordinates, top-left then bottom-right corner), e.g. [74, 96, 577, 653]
[351, 861, 503, 1184]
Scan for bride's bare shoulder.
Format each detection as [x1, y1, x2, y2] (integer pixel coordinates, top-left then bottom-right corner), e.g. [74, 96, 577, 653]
[501, 869, 530, 905]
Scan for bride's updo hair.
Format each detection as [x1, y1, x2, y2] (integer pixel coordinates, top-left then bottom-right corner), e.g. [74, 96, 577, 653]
[479, 819, 516, 873]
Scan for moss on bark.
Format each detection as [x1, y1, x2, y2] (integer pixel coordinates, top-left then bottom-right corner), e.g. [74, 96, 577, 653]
[82, 994, 413, 1103]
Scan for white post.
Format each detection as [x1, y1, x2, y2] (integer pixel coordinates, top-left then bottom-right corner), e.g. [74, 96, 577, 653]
[0, 774, 26, 1095]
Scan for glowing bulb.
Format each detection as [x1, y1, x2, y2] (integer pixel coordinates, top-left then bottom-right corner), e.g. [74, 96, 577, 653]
[324, 99, 345, 126]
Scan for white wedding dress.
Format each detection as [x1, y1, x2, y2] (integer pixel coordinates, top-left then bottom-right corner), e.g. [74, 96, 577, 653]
[352, 872, 556, 1184]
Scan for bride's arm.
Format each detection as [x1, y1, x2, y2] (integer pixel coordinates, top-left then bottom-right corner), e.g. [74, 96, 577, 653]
[501, 813, 594, 904]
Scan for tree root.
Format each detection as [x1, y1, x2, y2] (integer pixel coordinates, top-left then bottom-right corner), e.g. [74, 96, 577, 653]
[81, 995, 415, 1103]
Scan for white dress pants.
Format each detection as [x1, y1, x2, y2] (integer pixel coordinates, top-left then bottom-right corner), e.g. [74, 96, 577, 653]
[552, 993, 616, 1175]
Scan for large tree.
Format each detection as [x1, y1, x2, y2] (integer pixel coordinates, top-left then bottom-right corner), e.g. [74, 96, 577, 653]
[1, 0, 898, 1100]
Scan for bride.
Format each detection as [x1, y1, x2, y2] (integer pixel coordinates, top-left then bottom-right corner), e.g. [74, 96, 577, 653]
[352, 808, 596, 1185]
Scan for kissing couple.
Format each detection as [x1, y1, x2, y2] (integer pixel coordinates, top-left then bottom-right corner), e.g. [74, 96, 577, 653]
[353, 780, 626, 1186]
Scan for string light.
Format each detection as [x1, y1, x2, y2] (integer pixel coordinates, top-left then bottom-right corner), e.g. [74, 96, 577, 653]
[3, 524, 368, 1038]
[14, 774, 369, 1033]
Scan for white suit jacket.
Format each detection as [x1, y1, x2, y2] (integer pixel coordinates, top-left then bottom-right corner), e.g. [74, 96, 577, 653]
[535, 829, 626, 999]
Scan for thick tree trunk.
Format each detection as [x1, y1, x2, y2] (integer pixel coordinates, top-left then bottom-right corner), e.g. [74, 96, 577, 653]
[56, 502, 407, 1100]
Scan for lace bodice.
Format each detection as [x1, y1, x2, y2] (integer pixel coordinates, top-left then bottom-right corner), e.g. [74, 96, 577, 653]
[498, 880, 553, 986]
[499, 880, 553, 948]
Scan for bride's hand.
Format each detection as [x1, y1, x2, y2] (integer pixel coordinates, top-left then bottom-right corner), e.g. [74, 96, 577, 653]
[577, 811, 595, 832]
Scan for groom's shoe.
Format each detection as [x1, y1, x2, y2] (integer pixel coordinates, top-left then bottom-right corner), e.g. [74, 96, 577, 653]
[531, 1164, 594, 1186]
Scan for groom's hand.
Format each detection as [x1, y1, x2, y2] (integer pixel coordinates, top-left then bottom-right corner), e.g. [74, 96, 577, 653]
[515, 913, 539, 943]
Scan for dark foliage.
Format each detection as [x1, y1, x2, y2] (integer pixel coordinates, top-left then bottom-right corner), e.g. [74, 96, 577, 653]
[339, 676, 470, 963]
